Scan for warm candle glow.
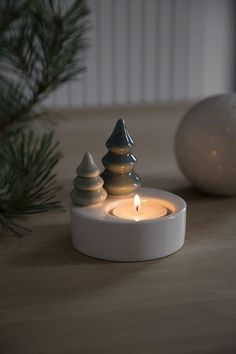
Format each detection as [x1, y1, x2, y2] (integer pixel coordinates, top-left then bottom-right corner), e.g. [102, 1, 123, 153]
[112, 196, 168, 221]
[134, 194, 140, 212]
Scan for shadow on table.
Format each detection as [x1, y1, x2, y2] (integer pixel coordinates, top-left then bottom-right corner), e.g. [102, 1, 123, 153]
[12, 224, 105, 266]
[9, 223, 160, 300]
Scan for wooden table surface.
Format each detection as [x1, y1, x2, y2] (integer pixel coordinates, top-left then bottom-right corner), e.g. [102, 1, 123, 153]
[1, 103, 236, 354]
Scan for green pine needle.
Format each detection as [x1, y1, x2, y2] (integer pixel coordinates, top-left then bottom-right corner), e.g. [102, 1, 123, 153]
[0, 130, 62, 235]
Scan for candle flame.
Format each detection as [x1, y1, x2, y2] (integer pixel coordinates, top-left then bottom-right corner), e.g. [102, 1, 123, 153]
[134, 194, 141, 212]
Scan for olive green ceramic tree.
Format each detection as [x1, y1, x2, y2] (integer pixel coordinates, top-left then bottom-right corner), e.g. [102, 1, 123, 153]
[101, 119, 141, 196]
[71, 152, 107, 206]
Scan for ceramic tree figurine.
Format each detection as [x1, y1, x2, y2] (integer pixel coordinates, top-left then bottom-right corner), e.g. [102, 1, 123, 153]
[70, 152, 107, 206]
[101, 119, 141, 195]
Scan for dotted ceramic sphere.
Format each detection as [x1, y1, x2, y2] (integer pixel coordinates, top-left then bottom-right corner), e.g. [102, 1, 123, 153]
[175, 94, 236, 195]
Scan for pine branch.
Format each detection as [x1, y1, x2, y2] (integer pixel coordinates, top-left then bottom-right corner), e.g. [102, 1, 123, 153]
[0, 0, 90, 236]
[0, 0, 89, 133]
[0, 130, 62, 236]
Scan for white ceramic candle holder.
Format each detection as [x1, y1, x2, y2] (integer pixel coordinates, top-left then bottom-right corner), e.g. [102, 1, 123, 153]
[70, 187, 186, 262]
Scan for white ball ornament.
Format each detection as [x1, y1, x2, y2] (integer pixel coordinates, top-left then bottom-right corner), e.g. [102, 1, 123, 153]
[175, 94, 236, 196]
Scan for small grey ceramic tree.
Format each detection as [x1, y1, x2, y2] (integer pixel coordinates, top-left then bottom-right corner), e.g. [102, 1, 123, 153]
[70, 152, 107, 206]
[101, 119, 141, 196]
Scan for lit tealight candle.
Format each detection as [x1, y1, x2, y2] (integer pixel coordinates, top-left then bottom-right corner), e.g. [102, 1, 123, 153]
[112, 194, 167, 221]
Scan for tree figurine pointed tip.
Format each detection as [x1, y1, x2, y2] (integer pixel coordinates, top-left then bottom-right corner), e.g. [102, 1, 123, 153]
[82, 152, 94, 164]
[101, 119, 141, 196]
[76, 152, 100, 177]
[71, 152, 107, 206]
[114, 119, 128, 134]
[106, 118, 134, 154]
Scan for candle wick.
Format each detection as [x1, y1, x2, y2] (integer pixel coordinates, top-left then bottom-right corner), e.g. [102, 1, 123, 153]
[136, 205, 139, 212]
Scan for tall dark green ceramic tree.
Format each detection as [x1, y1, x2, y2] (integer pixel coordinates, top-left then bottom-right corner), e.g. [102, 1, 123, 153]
[101, 119, 141, 196]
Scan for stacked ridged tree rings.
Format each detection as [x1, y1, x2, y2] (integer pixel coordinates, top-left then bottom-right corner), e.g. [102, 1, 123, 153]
[101, 119, 141, 196]
[70, 152, 107, 206]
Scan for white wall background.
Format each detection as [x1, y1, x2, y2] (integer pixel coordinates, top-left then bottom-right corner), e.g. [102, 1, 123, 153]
[45, 0, 235, 108]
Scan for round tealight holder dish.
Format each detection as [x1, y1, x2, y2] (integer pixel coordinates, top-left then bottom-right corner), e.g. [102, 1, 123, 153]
[70, 187, 187, 262]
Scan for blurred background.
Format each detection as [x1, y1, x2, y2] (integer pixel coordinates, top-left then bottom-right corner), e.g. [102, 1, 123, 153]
[45, 0, 235, 108]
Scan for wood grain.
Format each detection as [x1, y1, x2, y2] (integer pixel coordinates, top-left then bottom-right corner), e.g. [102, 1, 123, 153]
[1, 103, 236, 354]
